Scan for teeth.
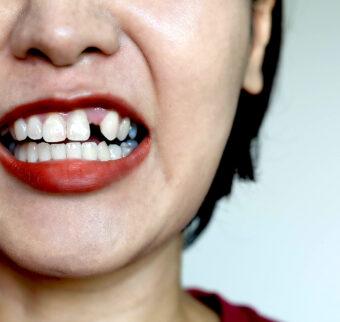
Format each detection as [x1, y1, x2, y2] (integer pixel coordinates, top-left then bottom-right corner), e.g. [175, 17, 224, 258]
[8, 109, 144, 162]
[51, 144, 66, 160]
[67, 110, 90, 141]
[128, 123, 137, 140]
[82, 142, 97, 160]
[97, 142, 110, 161]
[117, 117, 131, 141]
[14, 118, 27, 141]
[27, 142, 38, 163]
[100, 111, 120, 141]
[126, 140, 138, 149]
[15, 144, 27, 162]
[43, 113, 66, 143]
[13, 140, 139, 162]
[66, 142, 82, 159]
[9, 109, 143, 145]
[120, 140, 138, 157]
[14, 146, 21, 160]
[27, 116, 43, 140]
[108, 144, 122, 160]
[121, 142, 134, 157]
[37, 142, 51, 161]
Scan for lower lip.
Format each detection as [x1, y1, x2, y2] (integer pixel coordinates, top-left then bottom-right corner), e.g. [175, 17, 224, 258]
[0, 137, 151, 193]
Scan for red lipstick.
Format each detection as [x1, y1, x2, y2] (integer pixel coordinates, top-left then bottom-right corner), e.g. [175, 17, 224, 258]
[0, 94, 151, 193]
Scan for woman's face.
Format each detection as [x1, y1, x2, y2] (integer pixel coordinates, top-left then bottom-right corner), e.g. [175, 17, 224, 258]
[0, 0, 253, 276]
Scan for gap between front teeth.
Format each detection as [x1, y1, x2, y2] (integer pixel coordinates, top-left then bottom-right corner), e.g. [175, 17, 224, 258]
[14, 140, 139, 163]
[11, 108, 132, 143]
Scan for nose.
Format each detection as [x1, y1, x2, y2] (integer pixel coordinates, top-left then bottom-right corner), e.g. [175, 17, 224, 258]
[10, 1, 120, 67]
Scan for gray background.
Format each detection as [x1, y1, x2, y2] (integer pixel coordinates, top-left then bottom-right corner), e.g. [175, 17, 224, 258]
[183, 1, 340, 321]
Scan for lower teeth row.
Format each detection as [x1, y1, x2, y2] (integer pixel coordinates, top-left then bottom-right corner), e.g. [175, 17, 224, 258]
[14, 140, 139, 163]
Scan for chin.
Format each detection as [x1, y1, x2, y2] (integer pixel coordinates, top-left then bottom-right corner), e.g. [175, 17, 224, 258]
[1, 240, 122, 278]
[0, 218, 139, 279]
[0, 212, 172, 279]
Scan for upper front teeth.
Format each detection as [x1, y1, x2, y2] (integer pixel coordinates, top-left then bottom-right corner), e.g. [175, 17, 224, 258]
[43, 114, 67, 143]
[67, 110, 90, 141]
[10, 109, 135, 143]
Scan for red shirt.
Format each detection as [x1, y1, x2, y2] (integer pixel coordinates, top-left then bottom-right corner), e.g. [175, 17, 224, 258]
[187, 288, 278, 322]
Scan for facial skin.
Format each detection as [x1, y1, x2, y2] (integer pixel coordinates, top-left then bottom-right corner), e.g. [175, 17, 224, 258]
[0, 1, 275, 322]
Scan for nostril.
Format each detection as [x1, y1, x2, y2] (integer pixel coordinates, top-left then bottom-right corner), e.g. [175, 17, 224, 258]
[23, 46, 104, 66]
[26, 48, 51, 62]
[82, 47, 102, 54]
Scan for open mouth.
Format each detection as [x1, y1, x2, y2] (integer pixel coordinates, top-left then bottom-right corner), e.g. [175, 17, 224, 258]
[0, 94, 151, 193]
[0, 108, 148, 162]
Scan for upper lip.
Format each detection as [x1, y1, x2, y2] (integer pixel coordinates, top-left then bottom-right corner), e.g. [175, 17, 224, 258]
[0, 93, 150, 131]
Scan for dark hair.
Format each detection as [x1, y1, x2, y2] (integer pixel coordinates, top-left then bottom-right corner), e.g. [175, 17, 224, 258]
[183, 0, 283, 248]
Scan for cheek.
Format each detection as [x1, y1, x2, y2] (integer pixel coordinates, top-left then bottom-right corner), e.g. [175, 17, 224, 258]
[141, 2, 250, 213]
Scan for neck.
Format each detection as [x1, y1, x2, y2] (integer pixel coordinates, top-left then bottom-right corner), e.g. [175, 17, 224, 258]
[0, 235, 192, 322]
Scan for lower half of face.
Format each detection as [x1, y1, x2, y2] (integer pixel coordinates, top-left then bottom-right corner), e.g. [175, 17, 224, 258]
[0, 0, 251, 277]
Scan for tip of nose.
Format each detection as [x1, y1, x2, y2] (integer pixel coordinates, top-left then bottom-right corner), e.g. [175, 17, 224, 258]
[10, 7, 121, 68]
